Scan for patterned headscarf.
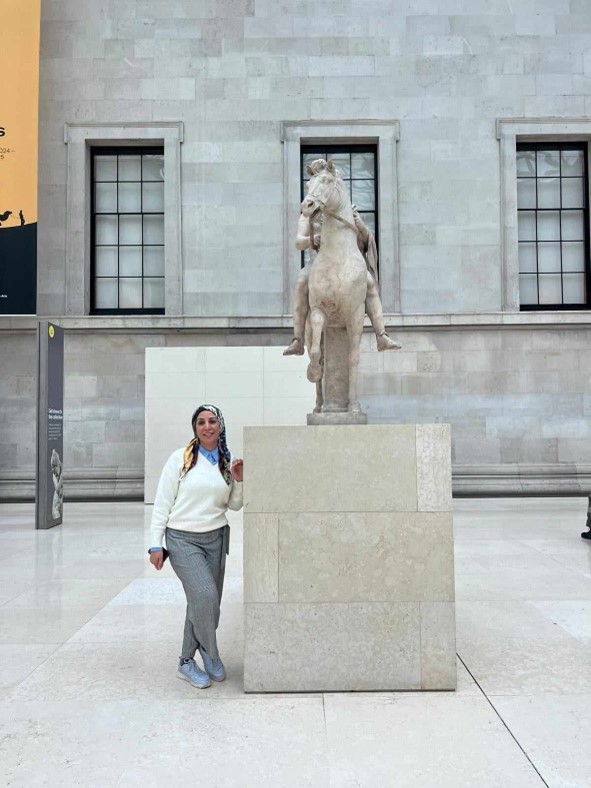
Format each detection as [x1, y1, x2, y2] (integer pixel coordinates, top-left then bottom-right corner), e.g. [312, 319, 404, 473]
[180, 404, 232, 485]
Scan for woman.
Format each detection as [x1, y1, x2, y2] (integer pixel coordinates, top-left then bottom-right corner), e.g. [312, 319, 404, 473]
[148, 404, 243, 689]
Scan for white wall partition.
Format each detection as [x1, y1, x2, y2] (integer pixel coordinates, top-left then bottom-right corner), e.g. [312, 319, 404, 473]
[144, 346, 311, 503]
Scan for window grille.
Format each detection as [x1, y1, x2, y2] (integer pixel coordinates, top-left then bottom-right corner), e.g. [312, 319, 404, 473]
[517, 143, 590, 309]
[91, 147, 165, 314]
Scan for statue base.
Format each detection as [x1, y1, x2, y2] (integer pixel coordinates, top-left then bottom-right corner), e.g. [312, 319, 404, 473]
[243, 424, 456, 693]
[316, 326, 365, 416]
[307, 411, 367, 425]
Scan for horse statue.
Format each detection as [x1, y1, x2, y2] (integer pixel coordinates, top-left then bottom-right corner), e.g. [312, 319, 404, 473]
[300, 160, 369, 417]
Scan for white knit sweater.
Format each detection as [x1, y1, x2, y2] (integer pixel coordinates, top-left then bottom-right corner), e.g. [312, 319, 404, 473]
[150, 447, 243, 548]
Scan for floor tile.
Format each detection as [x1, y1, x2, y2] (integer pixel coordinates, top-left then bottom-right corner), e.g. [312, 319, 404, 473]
[0, 699, 145, 787]
[523, 538, 591, 575]
[6, 637, 316, 705]
[459, 637, 591, 695]
[0, 643, 61, 698]
[532, 600, 591, 644]
[456, 601, 574, 642]
[453, 538, 587, 577]
[7, 578, 129, 609]
[324, 694, 542, 787]
[492, 694, 591, 788]
[454, 539, 542, 560]
[6, 641, 214, 702]
[107, 577, 187, 606]
[455, 565, 591, 602]
[453, 497, 587, 542]
[67, 603, 189, 645]
[119, 697, 328, 787]
[0, 606, 99, 645]
[453, 658, 482, 697]
[0, 580, 32, 607]
[0, 553, 146, 582]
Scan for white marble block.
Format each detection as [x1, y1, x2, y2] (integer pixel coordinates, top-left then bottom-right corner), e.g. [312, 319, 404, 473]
[243, 424, 456, 692]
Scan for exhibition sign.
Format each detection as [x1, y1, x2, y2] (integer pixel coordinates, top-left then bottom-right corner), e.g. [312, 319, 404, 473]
[36, 322, 64, 530]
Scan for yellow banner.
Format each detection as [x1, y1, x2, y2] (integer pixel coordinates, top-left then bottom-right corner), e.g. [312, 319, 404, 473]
[0, 0, 40, 313]
[0, 0, 40, 226]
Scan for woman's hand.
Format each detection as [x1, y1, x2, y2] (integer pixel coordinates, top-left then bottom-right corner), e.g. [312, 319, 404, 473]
[149, 550, 164, 571]
[231, 459, 243, 482]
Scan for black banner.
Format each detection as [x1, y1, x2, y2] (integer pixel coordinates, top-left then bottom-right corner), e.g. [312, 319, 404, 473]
[0, 224, 37, 314]
[36, 322, 64, 530]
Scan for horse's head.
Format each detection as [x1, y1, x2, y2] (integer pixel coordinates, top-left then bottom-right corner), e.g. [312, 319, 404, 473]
[301, 159, 342, 219]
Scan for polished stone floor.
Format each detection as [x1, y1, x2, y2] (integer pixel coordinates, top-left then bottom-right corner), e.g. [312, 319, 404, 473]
[1, 498, 590, 787]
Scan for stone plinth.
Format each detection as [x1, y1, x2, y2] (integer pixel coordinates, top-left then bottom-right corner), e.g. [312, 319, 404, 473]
[306, 328, 368, 426]
[243, 424, 456, 693]
[306, 410, 367, 425]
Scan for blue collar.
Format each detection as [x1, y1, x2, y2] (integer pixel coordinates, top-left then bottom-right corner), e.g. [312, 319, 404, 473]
[198, 445, 219, 465]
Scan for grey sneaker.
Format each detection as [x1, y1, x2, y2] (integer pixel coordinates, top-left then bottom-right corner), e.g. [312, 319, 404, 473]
[177, 658, 211, 689]
[198, 645, 226, 682]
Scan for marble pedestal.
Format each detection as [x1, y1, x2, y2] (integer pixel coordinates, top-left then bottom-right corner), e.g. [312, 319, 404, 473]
[242, 424, 456, 693]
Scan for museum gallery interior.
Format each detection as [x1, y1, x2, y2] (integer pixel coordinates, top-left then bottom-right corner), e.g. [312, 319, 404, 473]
[1, 1, 591, 786]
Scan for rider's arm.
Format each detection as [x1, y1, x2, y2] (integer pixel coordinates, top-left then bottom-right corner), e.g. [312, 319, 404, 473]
[352, 206, 370, 247]
[295, 213, 312, 250]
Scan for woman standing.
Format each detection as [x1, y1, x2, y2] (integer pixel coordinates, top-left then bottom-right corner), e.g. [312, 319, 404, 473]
[148, 404, 243, 689]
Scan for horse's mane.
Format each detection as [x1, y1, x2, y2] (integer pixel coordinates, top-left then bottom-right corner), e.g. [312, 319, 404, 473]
[306, 158, 344, 183]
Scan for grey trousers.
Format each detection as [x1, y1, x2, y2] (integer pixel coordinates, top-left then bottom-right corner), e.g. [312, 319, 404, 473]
[166, 525, 229, 661]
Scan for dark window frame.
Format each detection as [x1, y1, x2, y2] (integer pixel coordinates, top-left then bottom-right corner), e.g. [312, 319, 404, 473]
[517, 141, 590, 311]
[91, 146, 165, 315]
[299, 144, 378, 270]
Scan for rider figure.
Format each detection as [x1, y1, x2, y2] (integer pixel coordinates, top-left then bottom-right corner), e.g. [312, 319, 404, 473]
[284, 159, 401, 356]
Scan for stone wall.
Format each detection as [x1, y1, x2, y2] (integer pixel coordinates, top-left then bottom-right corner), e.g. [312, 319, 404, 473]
[360, 327, 591, 465]
[0, 329, 155, 500]
[36, 0, 591, 316]
[4, 320, 589, 500]
[0, 327, 303, 500]
[0, 332, 37, 491]
[61, 332, 158, 498]
[358, 324, 591, 493]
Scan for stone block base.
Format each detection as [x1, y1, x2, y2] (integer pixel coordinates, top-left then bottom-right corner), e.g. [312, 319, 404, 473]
[243, 425, 456, 693]
[306, 411, 367, 425]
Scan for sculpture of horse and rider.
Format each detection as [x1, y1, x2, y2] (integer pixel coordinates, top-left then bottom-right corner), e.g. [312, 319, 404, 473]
[284, 158, 400, 417]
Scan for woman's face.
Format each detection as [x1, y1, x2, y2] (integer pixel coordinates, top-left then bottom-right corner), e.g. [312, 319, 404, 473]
[194, 411, 220, 450]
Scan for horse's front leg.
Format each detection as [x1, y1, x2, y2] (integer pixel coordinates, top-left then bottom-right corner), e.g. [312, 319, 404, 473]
[307, 307, 326, 383]
[346, 304, 365, 412]
[314, 333, 324, 411]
